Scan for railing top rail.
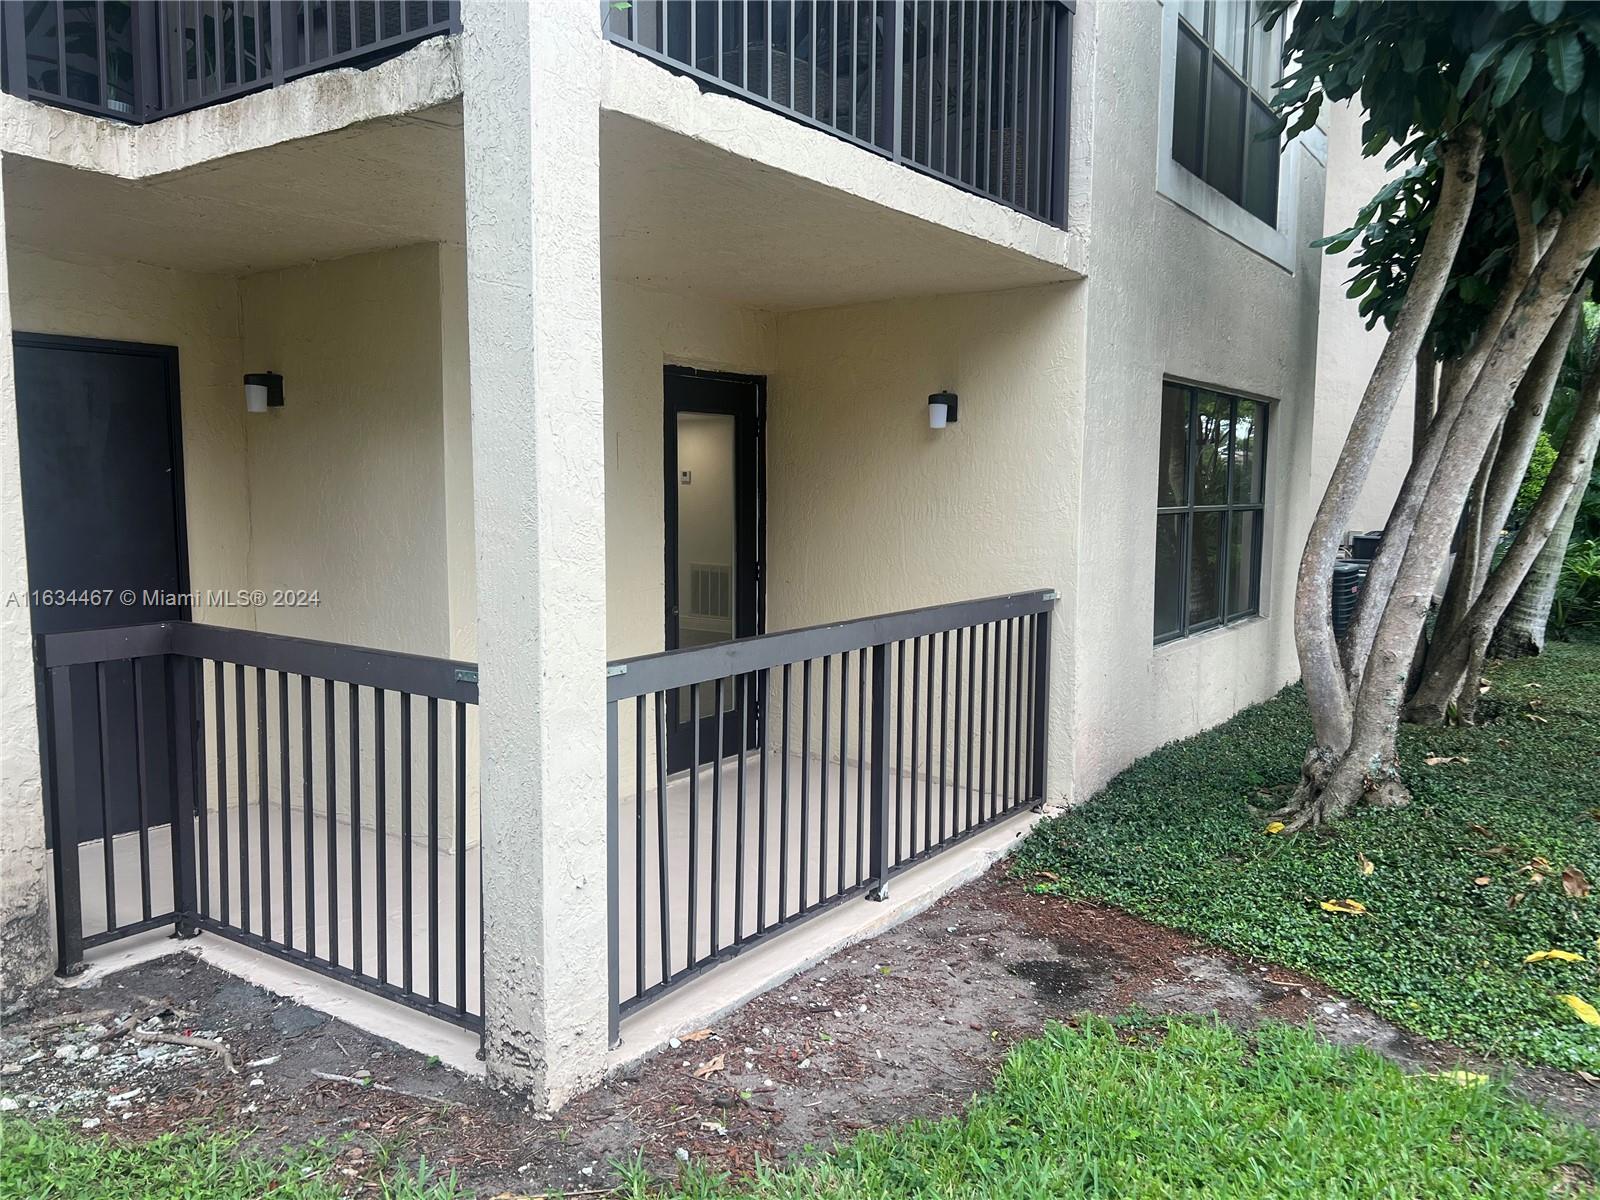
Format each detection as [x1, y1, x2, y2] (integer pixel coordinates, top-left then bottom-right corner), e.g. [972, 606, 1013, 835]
[607, 588, 1056, 702]
[37, 621, 478, 704]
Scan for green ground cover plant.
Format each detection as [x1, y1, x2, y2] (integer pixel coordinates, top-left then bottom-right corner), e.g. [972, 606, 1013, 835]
[1016, 643, 1600, 1070]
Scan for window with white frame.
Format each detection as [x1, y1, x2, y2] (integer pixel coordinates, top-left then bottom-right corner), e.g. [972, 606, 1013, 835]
[1171, 1, 1283, 226]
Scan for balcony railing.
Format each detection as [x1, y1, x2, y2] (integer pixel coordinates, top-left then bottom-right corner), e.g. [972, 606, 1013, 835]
[605, 0, 1072, 227]
[0, 1, 458, 124]
[38, 621, 482, 1031]
[604, 589, 1055, 1039]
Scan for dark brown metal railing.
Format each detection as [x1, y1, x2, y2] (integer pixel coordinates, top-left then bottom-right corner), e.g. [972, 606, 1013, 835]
[604, 589, 1055, 1041]
[0, 1, 457, 124]
[38, 620, 481, 1031]
[604, 1, 1073, 227]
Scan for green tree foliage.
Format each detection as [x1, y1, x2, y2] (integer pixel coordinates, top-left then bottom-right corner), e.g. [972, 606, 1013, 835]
[1269, 1, 1600, 357]
[1516, 430, 1562, 515]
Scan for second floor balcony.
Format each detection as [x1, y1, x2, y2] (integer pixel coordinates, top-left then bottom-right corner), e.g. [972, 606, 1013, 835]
[0, 0, 457, 123]
[1, 1, 1071, 233]
[606, 0, 1072, 227]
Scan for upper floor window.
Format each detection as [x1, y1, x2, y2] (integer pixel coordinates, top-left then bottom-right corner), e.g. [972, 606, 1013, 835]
[1171, 1, 1282, 227]
[1155, 382, 1269, 643]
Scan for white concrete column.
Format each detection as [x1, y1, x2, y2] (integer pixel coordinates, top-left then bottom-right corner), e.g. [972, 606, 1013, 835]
[0, 154, 54, 998]
[460, 2, 609, 1106]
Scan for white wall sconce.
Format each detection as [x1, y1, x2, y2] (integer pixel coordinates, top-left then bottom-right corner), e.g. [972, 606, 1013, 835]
[244, 372, 284, 413]
[928, 390, 959, 430]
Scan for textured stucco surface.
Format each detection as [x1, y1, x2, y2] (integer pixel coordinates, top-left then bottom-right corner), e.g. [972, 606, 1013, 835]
[1070, 0, 1328, 798]
[769, 285, 1084, 794]
[462, 0, 610, 1108]
[237, 244, 476, 844]
[2, 109, 464, 278]
[440, 244, 476, 661]
[239, 244, 453, 654]
[0, 157, 52, 999]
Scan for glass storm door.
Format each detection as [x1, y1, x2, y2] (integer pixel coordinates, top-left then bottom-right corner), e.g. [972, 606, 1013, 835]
[663, 367, 763, 773]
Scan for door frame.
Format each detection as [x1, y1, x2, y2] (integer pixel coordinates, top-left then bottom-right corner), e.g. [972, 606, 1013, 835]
[662, 365, 766, 773]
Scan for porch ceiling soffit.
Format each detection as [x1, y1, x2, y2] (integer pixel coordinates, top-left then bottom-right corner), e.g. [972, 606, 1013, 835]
[3, 103, 464, 276]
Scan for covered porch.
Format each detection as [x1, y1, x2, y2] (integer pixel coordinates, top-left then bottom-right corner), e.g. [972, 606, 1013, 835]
[3, 8, 1082, 1103]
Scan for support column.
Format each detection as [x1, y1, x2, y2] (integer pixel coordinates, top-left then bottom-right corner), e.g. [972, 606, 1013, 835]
[0, 154, 54, 1000]
[460, 2, 609, 1107]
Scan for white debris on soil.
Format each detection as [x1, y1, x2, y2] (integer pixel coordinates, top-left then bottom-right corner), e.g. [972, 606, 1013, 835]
[0, 998, 231, 1120]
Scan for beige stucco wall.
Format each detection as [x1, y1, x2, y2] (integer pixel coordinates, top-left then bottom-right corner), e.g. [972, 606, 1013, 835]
[235, 242, 475, 844]
[239, 243, 456, 656]
[440, 244, 476, 661]
[770, 285, 1084, 789]
[1071, 0, 1328, 797]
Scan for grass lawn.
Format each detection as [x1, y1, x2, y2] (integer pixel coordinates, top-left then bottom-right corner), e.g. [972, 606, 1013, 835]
[0, 1121, 465, 1199]
[1015, 640, 1600, 1071]
[7, 1019, 1597, 1199]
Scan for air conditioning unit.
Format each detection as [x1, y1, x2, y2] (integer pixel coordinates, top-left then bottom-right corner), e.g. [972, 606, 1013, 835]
[1350, 530, 1383, 561]
[1332, 558, 1369, 642]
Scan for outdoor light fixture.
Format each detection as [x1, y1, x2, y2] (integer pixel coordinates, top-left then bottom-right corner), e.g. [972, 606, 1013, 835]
[928, 390, 958, 430]
[244, 372, 284, 413]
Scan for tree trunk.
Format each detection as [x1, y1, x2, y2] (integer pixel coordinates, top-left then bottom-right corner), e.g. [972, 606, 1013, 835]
[1492, 470, 1588, 657]
[1288, 180, 1600, 827]
[1425, 288, 1582, 683]
[1292, 132, 1483, 758]
[1342, 242, 1525, 697]
[1341, 158, 1562, 699]
[1478, 289, 1583, 557]
[1429, 419, 1501, 675]
[1408, 347, 1600, 720]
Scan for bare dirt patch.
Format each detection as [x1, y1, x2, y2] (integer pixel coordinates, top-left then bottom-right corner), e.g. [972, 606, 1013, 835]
[5, 866, 1597, 1195]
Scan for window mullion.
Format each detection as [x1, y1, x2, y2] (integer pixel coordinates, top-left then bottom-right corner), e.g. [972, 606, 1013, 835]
[1218, 508, 1231, 625]
[1226, 395, 1237, 508]
[1183, 389, 1200, 637]
[1220, 395, 1235, 622]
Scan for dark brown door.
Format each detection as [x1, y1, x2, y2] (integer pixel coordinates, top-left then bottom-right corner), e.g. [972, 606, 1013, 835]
[15, 334, 189, 841]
